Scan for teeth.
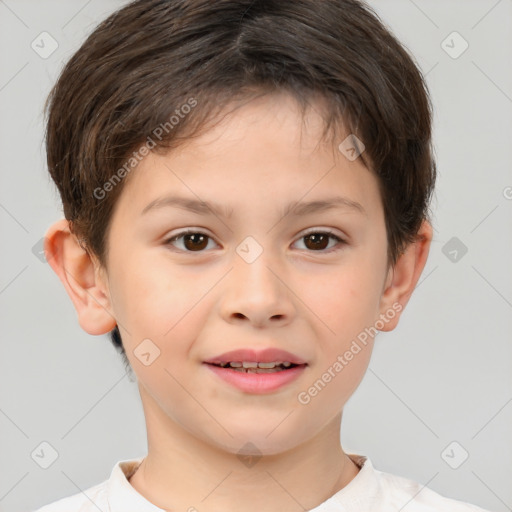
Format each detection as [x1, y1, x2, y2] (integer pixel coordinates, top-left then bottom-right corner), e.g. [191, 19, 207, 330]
[257, 362, 277, 369]
[218, 361, 295, 369]
[237, 367, 284, 374]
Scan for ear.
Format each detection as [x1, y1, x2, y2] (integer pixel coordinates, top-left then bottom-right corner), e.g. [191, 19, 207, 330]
[378, 220, 433, 331]
[43, 219, 117, 335]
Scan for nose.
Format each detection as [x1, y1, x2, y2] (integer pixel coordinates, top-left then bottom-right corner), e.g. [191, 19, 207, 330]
[218, 247, 295, 328]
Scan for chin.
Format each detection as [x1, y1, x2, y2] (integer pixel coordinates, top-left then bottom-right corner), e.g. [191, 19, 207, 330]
[205, 428, 303, 458]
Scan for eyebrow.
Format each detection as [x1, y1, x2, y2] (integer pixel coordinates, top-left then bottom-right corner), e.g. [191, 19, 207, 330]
[140, 194, 366, 219]
[141, 195, 235, 218]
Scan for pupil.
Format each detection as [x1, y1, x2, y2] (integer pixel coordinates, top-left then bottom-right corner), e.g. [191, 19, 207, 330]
[184, 233, 208, 251]
[306, 233, 328, 250]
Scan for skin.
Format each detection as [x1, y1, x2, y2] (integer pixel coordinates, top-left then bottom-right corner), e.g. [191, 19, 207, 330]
[45, 91, 432, 512]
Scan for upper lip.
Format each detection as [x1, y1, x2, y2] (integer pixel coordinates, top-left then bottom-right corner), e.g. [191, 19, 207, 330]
[204, 348, 307, 365]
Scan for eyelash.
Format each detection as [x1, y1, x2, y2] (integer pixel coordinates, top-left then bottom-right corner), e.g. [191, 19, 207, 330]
[164, 228, 346, 254]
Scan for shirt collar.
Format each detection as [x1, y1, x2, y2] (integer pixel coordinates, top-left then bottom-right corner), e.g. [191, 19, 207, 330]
[106, 453, 378, 512]
[107, 456, 165, 512]
[309, 454, 381, 511]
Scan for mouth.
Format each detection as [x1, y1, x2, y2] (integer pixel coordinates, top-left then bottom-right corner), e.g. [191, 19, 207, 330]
[203, 348, 308, 393]
[203, 360, 308, 394]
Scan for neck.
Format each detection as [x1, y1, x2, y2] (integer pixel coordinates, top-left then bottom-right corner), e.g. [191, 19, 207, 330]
[129, 386, 360, 512]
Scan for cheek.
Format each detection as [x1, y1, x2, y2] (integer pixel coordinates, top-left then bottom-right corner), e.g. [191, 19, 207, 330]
[108, 250, 197, 344]
[297, 258, 384, 339]
[112, 257, 211, 399]
[297, 272, 377, 424]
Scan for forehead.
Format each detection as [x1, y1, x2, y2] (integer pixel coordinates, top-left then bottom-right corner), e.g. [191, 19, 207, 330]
[115, 92, 379, 219]
[158, 92, 351, 161]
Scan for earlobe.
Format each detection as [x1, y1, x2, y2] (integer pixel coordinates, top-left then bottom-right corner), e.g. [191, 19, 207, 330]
[378, 220, 433, 331]
[44, 218, 117, 335]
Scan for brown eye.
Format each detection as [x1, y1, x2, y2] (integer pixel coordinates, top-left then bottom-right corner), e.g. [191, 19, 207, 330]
[182, 233, 209, 251]
[165, 231, 216, 252]
[304, 233, 330, 250]
[295, 231, 345, 252]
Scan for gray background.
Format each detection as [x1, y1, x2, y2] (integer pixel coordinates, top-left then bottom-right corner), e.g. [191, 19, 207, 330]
[1, 1, 511, 511]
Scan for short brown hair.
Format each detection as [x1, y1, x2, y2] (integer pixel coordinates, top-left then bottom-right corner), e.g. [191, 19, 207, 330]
[44, 0, 436, 369]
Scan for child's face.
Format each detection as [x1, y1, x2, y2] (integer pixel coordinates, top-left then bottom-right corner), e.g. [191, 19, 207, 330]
[99, 92, 396, 454]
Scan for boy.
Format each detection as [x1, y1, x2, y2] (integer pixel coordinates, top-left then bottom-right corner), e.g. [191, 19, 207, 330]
[35, 0, 493, 510]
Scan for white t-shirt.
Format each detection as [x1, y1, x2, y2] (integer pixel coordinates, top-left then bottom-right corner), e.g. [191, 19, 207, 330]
[32, 454, 493, 512]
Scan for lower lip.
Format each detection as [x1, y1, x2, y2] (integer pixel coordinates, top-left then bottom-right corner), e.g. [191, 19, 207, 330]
[204, 363, 307, 394]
